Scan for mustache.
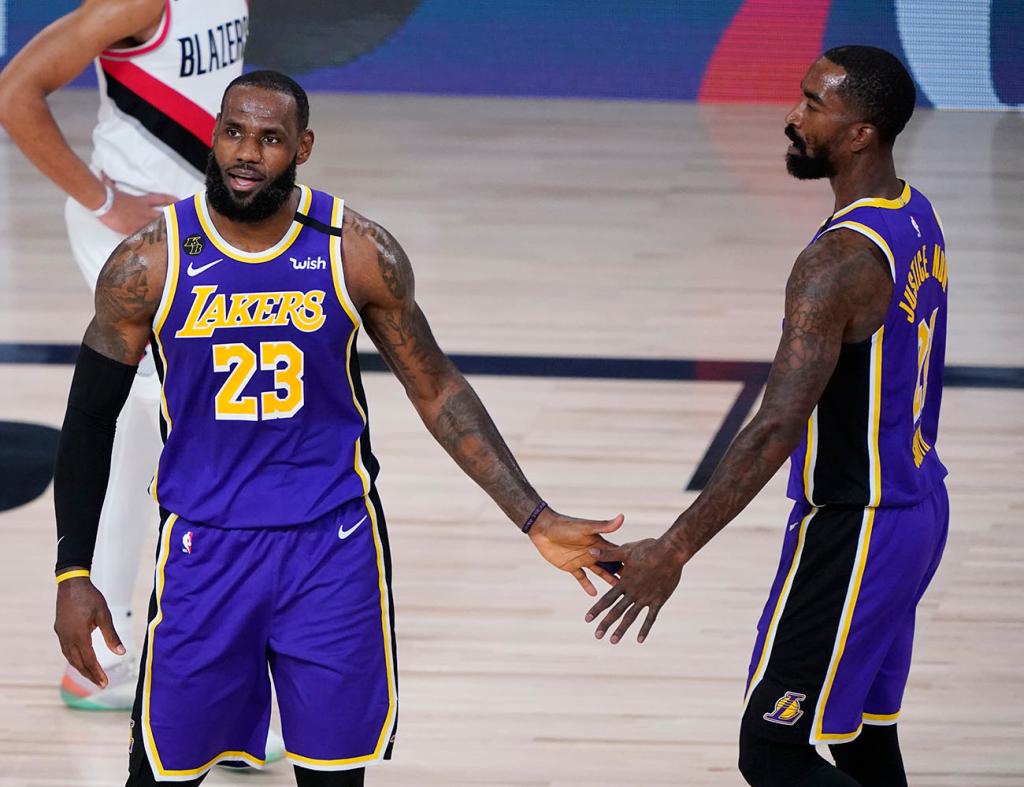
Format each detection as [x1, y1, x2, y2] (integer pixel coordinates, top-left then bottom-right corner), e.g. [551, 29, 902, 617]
[227, 164, 264, 178]
[785, 124, 806, 153]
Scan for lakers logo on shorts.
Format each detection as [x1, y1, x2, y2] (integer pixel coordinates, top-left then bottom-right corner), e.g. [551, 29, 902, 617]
[764, 691, 806, 726]
[183, 234, 204, 255]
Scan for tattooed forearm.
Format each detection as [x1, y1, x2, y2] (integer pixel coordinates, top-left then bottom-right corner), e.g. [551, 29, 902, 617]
[666, 414, 804, 560]
[365, 302, 455, 390]
[347, 207, 539, 523]
[661, 230, 891, 562]
[431, 386, 540, 523]
[368, 306, 540, 522]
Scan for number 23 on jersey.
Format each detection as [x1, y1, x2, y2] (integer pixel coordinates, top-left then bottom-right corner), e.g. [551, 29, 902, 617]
[212, 340, 304, 421]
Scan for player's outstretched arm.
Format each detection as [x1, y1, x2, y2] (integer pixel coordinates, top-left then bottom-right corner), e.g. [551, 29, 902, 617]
[53, 216, 168, 687]
[586, 229, 892, 643]
[0, 0, 176, 233]
[343, 207, 623, 595]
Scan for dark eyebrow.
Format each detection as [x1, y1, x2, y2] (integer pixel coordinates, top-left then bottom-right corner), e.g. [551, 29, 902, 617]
[803, 88, 824, 105]
[222, 116, 289, 135]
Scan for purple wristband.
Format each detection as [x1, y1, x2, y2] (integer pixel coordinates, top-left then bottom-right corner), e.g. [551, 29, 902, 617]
[521, 500, 548, 534]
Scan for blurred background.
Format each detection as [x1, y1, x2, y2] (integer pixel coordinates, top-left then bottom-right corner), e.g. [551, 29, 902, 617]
[2, 0, 1022, 107]
[1, 2, 1022, 785]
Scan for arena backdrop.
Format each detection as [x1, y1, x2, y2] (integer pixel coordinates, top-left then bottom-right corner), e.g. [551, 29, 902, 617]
[0, 0, 1020, 109]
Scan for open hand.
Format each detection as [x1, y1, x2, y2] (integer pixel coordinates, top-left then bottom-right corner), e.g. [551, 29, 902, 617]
[585, 536, 685, 644]
[54, 575, 125, 688]
[98, 173, 176, 235]
[528, 510, 624, 596]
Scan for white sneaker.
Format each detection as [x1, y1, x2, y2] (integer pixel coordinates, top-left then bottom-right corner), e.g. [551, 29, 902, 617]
[60, 656, 138, 711]
[217, 727, 286, 770]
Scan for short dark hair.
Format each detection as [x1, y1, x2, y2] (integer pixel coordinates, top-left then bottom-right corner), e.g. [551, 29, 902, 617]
[221, 70, 310, 130]
[823, 45, 916, 144]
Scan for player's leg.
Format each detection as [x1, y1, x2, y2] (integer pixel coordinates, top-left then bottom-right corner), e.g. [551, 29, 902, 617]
[829, 723, 906, 787]
[271, 491, 398, 774]
[127, 750, 208, 787]
[293, 765, 366, 786]
[738, 721, 859, 786]
[127, 512, 276, 782]
[740, 504, 890, 784]
[828, 483, 948, 786]
[61, 197, 161, 709]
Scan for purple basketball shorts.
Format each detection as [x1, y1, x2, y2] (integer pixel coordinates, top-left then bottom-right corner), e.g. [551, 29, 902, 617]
[128, 492, 398, 779]
[742, 482, 948, 744]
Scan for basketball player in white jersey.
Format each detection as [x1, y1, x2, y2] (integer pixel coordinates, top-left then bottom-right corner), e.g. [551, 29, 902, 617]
[0, 0, 251, 712]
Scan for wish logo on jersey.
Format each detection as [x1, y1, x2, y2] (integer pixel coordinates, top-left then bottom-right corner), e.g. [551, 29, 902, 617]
[764, 691, 806, 726]
[292, 255, 327, 271]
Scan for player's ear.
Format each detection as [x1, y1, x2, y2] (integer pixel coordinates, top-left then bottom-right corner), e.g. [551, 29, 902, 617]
[849, 122, 876, 153]
[296, 128, 314, 166]
[210, 113, 222, 145]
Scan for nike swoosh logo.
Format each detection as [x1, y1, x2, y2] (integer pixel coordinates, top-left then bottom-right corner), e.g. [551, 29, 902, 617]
[338, 514, 367, 540]
[56, 535, 65, 546]
[186, 258, 224, 277]
[788, 521, 800, 532]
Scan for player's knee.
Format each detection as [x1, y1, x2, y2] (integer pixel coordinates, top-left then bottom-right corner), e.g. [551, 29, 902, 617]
[738, 721, 824, 787]
[738, 722, 775, 786]
[293, 765, 365, 786]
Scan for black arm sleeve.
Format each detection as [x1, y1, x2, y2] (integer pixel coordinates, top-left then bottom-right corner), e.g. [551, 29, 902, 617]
[54, 344, 138, 573]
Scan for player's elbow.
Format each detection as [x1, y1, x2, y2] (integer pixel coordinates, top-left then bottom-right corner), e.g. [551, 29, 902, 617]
[0, 65, 53, 133]
[408, 363, 463, 410]
[0, 75, 16, 129]
[747, 412, 806, 456]
[0, 72, 31, 131]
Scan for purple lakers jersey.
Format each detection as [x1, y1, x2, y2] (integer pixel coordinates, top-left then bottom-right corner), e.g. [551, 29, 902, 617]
[150, 185, 379, 527]
[787, 181, 948, 508]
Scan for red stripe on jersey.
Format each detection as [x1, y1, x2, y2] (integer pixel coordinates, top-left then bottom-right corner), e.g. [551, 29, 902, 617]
[99, 59, 215, 145]
[100, 0, 171, 60]
[699, 0, 833, 104]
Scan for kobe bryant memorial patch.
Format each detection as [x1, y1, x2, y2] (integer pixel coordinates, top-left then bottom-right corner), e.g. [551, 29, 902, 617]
[183, 235, 205, 256]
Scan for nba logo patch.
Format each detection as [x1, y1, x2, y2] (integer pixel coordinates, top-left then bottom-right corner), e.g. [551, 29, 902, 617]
[764, 691, 806, 726]
[182, 531, 193, 554]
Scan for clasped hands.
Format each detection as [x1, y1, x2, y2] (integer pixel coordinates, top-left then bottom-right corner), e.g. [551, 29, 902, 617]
[529, 509, 686, 645]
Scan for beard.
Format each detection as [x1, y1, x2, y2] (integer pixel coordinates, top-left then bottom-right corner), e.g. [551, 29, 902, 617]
[205, 153, 297, 223]
[784, 124, 836, 180]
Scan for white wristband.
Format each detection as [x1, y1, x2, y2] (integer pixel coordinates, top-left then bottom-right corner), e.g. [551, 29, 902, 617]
[88, 184, 115, 217]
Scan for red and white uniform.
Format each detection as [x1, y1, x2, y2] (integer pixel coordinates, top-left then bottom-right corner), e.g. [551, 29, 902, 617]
[67, 0, 249, 284]
[57, 2, 249, 698]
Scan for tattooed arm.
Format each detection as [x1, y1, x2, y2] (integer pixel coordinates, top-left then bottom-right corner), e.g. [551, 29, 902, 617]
[586, 229, 893, 643]
[53, 216, 167, 688]
[85, 215, 168, 361]
[343, 207, 623, 595]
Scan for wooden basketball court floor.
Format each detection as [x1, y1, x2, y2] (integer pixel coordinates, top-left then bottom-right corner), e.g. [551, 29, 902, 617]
[0, 91, 1021, 785]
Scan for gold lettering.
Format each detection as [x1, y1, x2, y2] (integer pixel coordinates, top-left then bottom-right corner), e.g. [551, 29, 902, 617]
[198, 295, 228, 333]
[276, 293, 304, 326]
[174, 286, 326, 337]
[175, 285, 219, 338]
[911, 426, 932, 468]
[226, 293, 258, 327]
[292, 290, 326, 332]
[253, 293, 282, 324]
